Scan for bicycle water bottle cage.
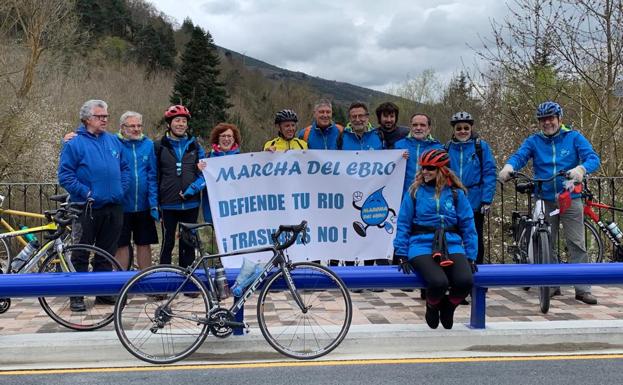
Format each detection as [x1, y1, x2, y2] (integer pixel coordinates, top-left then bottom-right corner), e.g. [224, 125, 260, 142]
[515, 182, 534, 194]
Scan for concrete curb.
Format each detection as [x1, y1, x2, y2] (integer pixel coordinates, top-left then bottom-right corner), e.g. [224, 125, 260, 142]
[2, 320, 623, 370]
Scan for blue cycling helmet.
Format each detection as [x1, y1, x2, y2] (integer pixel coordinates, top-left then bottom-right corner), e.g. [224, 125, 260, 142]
[536, 101, 563, 119]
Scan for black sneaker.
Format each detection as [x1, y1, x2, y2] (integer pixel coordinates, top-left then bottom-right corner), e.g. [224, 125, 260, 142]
[94, 295, 117, 305]
[70, 296, 86, 312]
[419, 289, 427, 299]
[575, 292, 598, 305]
[424, 302, 440, 329]
[439, 297, 458, 330]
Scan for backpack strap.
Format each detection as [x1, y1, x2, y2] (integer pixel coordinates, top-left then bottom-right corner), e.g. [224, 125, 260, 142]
[337, 130, 344, 150]
[446, 138, 484, 185]
[302, 126, 312, 142]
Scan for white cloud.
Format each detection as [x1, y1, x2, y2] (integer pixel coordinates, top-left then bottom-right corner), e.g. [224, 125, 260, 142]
[150, 0, 509, 91]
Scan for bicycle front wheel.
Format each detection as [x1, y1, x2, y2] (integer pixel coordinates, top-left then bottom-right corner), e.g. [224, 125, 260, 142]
[534, 231, 551, 314]
[114, 265, 210, 364]
[257, 262, 352, 359]
[38, 244, 122, 331]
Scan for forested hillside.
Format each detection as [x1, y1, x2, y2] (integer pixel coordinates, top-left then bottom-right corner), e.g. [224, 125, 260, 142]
[2, 0, 623, 184]
[0, 0, 411, 182]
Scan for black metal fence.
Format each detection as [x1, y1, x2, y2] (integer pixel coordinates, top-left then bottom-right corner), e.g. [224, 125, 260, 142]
[2, 178, 622, 263]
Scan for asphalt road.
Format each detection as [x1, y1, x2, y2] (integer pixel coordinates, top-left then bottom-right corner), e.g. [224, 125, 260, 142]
[2, 355, 622, 385]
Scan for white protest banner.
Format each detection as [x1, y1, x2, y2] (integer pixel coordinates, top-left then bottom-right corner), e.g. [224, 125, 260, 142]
[201, 150, 406, 268]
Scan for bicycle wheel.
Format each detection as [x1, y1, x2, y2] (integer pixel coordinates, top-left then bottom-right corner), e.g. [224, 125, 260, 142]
[257, 262, 352, 359]
[38, 244, 122, 331]
[534, 231, 551, 314]
[114, 265, 210, 364]
[516, 224, 531, 264]
[583, 221, 603, 263]
[0, 238, 10, 273]
[556, 220, 603, 264]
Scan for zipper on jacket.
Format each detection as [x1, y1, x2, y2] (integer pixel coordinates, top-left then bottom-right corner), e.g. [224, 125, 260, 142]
[133, 143, 139, 212]
[459, 145, 464, 180]
[551, 140, 557, 193]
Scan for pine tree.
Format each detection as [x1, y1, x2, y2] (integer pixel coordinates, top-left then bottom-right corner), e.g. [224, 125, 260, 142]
[170, 26, 230, 138]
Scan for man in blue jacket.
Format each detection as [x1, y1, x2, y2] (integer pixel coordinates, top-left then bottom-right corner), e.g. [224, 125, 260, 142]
[395, 113, 443, 197]
[340, 102, 384, 151]
[446, 112, 497, 265]
[298, 99, 343, 149]
[115, 111, 159, 271]
[58, 99, 130, 311]
[499, 101, 601, 305]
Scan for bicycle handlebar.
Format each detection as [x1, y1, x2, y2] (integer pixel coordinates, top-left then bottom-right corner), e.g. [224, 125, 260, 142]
[271, 220, 308, 250]
[509, 170, 568, 184]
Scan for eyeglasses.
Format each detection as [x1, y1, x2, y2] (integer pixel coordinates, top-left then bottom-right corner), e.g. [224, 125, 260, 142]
[123, 124, 143, 129]
[421, 165, 438, 171]
[91, 114, 109, 121]
[454, 125, 471, 132]
[350, 113, 369, 120]
[219, 134, 234, 139]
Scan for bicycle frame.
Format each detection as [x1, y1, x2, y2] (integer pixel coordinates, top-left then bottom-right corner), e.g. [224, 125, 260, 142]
[0, 223, 72, 273]
[163, 242, 306, 324]
[0, 194, 47, 247]
[583, 185, 623, 250]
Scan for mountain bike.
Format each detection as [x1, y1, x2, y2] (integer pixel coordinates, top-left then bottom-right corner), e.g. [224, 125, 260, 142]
[0, 197, 122, 330]
[114, 220, 353, 364]
[507, 171, 571, 314]
[510, 186, 603, 268]
[581, 180, 623, 262]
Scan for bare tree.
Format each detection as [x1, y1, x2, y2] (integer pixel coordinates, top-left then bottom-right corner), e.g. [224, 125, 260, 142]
[0, 0, 80, 99]
[473, 0, 623, 175]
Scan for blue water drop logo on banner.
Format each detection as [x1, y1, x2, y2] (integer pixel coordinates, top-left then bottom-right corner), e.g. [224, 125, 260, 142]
[352, 187, 397, 237]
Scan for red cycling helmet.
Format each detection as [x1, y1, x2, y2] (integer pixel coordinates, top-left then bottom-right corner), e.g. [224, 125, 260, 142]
[419, 149, 450, 168]
[164, 105, 191, 121]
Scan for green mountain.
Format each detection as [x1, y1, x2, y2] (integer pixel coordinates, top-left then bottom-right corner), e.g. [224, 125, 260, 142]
[218, 47, 403, 105]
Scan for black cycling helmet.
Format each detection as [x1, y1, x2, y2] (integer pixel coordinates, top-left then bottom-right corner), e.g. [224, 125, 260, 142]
[450, 111, 474, 126]
[274, 109, 298, 124]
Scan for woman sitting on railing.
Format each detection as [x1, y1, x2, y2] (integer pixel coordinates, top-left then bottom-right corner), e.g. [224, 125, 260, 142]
[393, 149, 478, 330]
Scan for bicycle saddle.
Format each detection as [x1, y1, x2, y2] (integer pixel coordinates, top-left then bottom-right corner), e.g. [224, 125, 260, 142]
[49, 193, 69, 203]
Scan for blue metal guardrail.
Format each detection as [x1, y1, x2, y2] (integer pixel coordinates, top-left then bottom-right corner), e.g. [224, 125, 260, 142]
[2, 264, 623, 329]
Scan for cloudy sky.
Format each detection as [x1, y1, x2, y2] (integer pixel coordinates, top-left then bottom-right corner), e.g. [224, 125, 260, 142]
[150, 0, 510, 92]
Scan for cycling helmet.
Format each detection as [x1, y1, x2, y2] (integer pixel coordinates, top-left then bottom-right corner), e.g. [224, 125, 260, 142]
[419, 149, 450, 168]
[450, 111, 474, 126]
[164, 105, 191, 121]
[536, 101, 563, 119]
[274, 109, 298, 124]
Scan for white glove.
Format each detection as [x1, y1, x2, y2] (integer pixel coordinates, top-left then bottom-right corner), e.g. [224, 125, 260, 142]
[567, 165, 586, 183]
[498, 164, 514, 183]
[480, 204, 491, 215]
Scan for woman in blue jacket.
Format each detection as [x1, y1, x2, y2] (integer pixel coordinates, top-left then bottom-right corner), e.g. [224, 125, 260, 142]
[445, 112, 497, 265]
[198, 123, 242, 223]
[394, 149, 477, 330]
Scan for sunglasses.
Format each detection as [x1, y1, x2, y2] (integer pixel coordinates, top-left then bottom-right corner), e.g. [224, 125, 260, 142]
[421, 165, 438, 171]
[454, 125, 471, 132]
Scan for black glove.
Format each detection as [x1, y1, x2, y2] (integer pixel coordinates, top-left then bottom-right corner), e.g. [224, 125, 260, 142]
[396, 255, 414, 275]
[469, 261, 478, 274]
